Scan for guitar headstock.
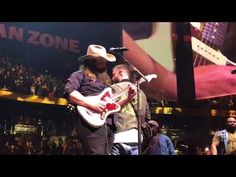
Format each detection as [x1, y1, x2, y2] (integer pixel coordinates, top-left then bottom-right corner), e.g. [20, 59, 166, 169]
[138, 74, 157, 84]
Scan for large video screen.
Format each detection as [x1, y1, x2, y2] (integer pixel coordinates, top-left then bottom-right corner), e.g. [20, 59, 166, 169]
[0, 22, 177, 102]
[190, 22, 236, 100]
[122, 22, 177, 101]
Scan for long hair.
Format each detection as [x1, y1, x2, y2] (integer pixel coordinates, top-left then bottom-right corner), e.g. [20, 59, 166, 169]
[79, 60, 97, 81]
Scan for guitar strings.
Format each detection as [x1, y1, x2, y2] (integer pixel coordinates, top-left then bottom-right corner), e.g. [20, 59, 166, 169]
[202, 22, 214, 66]
[193, 22, 228, 67]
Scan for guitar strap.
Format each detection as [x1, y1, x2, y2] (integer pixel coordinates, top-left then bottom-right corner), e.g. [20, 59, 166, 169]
[130, 92, 151, 141]
[129, 86, 141, 116]
[130, 89, 146, 123]
[130, 101, 138, 120]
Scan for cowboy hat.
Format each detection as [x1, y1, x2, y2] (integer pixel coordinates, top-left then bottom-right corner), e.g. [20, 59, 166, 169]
[78, 44, 116, 62]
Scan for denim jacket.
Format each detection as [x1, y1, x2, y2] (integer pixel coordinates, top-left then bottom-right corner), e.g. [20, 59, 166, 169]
[214, 129, 228, 155]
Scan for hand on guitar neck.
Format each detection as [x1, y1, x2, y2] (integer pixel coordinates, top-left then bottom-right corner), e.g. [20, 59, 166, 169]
[127, 85, 137, 101]
[116, 85, 137, 107]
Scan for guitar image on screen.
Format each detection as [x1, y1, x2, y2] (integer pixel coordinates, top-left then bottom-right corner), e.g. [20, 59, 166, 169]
[76, 74, 157, 128]
[190, 22, 236, 67]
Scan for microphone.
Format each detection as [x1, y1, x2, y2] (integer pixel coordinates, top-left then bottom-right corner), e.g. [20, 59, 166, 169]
[231, 69, 236, 74]
[109, 47, 129, 53]
[180, 144, 189, 148]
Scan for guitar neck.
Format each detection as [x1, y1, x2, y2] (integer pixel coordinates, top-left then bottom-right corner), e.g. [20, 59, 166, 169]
[111, 87, 130, 101]
[110, 74, 156, 101]
[201, 22, 228, 50]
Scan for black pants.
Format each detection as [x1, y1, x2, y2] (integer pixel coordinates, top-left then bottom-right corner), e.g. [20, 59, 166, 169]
[76, 116, 114, 155]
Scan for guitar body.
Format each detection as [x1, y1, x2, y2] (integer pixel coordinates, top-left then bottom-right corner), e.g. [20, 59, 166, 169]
[77, 87, 121, 128]
[76, 75, 156, 128]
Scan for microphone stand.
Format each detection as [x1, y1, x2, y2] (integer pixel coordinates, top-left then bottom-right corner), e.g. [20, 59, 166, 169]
[114, 51, 148, 155]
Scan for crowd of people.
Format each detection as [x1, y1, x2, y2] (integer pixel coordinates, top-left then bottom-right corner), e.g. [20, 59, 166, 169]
[0, 134, 83, 155]
[0, 57, 64, 98]
[0, 119, 216, 155]
[0, 114, 83, 155]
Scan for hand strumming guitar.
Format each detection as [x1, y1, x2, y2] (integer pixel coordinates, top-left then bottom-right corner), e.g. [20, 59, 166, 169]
[69, 90, 107, 115]
[87, 101, 107, 114]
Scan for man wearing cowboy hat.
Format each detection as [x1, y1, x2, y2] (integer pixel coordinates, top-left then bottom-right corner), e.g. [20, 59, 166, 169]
[64, 44, 135, 155]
